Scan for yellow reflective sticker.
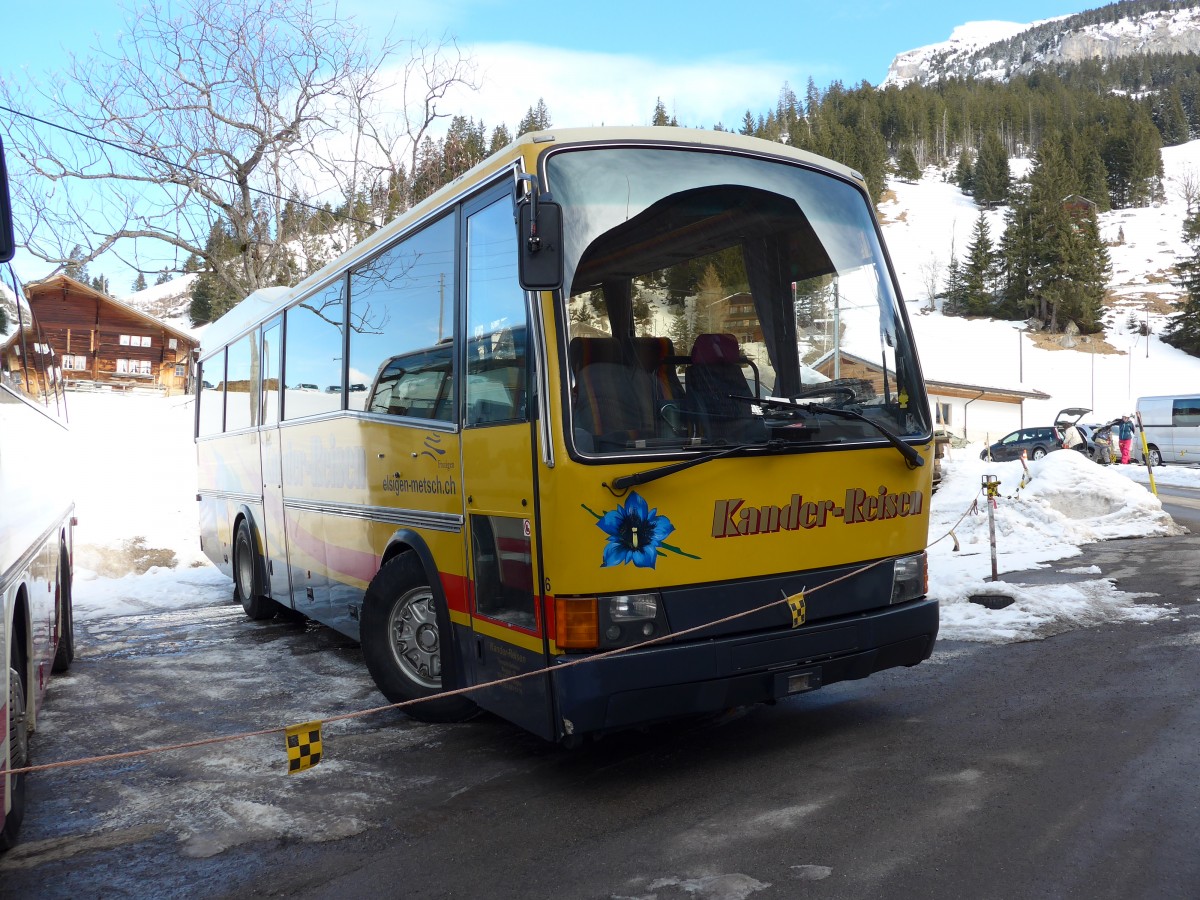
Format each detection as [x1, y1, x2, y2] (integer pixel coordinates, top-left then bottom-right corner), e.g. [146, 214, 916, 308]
[786, 591, 806, 628]
[285, 720, 323, 774]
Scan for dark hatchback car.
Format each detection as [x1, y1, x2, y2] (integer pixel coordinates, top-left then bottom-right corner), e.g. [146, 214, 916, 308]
[980, 407, 1090, 461]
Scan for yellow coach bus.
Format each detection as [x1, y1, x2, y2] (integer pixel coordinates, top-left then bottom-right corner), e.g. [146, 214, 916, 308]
[196, 126, 937, 743]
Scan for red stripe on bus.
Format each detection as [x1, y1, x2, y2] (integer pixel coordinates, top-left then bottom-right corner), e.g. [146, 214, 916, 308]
[440, 572, 469, 615]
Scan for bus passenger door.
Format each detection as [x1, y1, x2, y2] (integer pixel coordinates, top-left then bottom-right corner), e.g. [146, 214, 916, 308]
[259, 318, 291, 603]
[458, 189, 553, 740]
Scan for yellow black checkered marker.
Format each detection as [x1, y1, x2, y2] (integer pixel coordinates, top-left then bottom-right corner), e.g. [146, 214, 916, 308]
[285, 720, 323, 774]
[785, 590, 806, 628]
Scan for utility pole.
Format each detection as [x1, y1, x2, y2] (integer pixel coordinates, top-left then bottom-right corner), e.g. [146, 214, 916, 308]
[438, 273, 445, 340]
[832, 280, 841, 380]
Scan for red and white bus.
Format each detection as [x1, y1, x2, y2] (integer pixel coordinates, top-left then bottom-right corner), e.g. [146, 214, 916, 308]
[0, 139, 76, 850]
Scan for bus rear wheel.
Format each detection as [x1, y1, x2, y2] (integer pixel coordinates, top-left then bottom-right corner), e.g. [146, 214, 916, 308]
[233, 519, 278, 620]
[361, 553, 476, 723]
[0, 646, 28, 851]
[52, 541, 74, 673]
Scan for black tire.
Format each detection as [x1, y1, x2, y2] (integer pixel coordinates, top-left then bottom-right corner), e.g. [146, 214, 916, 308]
[0, 646, 29, 852]
[1147, 445, 1163, 467]
[360, 553, 477, 723]
[52, 542, 74, 674]
[1032, 447, 1047, 460]
[233, 519, 278, 620]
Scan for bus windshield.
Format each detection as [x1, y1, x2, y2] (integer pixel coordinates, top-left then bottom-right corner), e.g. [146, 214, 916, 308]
[547, 146, 928, 455]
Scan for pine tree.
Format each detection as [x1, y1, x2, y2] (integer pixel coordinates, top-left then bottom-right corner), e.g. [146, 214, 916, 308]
[777, 82, 801, 144]
[517, 99, 552, 135]
[132, 273, 148, 292]
[1164, 208, 1200, 355]
[973, 132, 1010, 206]
[962, 212, 999, 315]
[1077, 141, 1111, 212]
[63, 246, 89, 282]
[1000, 184, 1037, 320]
[155, 269, 171, 286]
[651, 98, 675, 127]
[488, 125, 511, 155]
[896, 145, 920, 183]
[90, 274, 110, 295]
[954, 148, 974, 195]
[188, 219, 243, 323]
[941, 251, 966, 317]
[1011, 134, 1110, 332]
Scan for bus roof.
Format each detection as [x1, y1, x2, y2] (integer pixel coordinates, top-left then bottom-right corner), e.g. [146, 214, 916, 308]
[199, 126, 866, 357]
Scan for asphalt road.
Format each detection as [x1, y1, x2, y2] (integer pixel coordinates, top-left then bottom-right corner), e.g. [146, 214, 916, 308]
[2, 533, 1198, 900]
[1154, 481, 1200, 531]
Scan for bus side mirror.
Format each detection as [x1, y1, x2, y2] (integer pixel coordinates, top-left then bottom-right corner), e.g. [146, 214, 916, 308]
[518, 198, 563, 292]
[0, 137, 15, 264]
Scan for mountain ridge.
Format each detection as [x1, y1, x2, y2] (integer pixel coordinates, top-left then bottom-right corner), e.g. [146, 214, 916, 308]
[883, 2, 1200, 87]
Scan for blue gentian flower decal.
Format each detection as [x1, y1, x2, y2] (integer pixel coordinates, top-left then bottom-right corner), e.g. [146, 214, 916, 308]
[583, 491, 699, 568]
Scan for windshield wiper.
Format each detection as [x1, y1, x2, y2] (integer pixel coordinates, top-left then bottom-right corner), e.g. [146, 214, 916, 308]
[804, 403, 924, 468]
[731, 396, 924, 468]
[610, 439, 785, 492]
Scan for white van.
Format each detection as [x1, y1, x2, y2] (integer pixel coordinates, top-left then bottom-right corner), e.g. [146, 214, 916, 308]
[1134, 394, 1200, 465]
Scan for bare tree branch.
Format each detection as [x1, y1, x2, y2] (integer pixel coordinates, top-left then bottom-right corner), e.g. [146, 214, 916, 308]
[0, 0, 476, 309]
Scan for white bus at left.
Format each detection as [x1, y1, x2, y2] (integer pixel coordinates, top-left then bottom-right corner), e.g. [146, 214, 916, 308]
[0, 138, 76, 851]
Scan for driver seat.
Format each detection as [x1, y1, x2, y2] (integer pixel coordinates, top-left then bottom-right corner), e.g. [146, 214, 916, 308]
[684, 333, 764, 442]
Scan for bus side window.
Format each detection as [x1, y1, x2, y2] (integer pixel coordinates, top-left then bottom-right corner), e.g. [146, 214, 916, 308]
[224, 334, 256, 431]
[284, 282, 345, 421]
[465, 195, 526, 428]
[470, 515, 536, 629]
[197, 352, 225, 436]
[366, 345, 452, 419]
[349, 216, 455, 417]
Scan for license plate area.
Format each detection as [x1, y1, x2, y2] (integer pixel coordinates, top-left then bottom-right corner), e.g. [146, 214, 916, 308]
[774, 667, 823, 697]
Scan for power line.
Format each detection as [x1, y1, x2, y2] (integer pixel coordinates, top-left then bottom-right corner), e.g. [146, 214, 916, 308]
[0, 104, 377, 228]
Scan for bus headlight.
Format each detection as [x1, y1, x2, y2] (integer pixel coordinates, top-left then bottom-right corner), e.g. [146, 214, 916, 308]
[555, 592, 666, 650]
[891, 552, 927, 604]
[608, 593, 658, 621]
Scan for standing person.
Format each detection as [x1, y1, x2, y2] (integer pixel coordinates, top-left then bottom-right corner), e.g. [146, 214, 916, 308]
[1118, 414, 1136, 464]
[1062, 421, 1085, 453]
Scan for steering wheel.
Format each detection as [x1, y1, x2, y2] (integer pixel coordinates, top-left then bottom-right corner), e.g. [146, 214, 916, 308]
[789, 384, 857, 407]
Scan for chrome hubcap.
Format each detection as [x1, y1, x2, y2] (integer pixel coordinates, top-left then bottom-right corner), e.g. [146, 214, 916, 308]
[388, 588, 441, 690]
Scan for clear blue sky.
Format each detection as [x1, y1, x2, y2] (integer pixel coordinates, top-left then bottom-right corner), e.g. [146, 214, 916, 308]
[8, 0, 1096, 95]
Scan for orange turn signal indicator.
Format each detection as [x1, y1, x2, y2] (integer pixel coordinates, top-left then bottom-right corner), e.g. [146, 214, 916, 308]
[555, 597, 599, 649]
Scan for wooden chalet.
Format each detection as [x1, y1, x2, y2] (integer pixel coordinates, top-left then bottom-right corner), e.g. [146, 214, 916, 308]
[811, 349, 1051, 442]
[20, 274, 199, 395]
[716, 292, 764, 343]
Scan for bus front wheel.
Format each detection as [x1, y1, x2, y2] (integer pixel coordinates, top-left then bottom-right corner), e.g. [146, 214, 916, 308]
[233, 519, 278, 620]
[361, 553, 477, 723]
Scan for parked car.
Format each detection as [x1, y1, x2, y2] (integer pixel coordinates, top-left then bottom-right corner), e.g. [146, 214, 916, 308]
[326, 384, 341, 393]
[980, 408, 1091, 461]
[980, 425, 1062, 461]
[292, 383, 319, 392]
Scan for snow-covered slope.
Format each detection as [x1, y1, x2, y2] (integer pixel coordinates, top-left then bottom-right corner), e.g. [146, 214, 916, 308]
[119, 273, 200, 337]
[875, 138, 1200, 426]
[883, 4, 1200, 87]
